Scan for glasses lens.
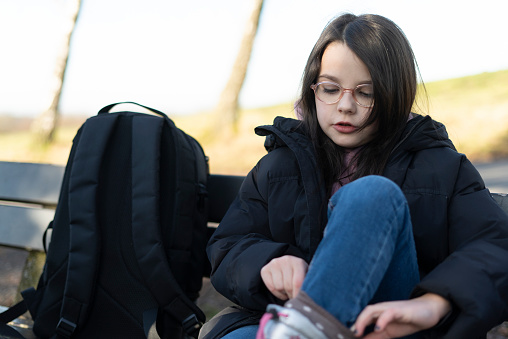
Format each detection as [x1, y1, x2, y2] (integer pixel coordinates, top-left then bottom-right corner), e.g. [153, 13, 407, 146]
[315, 83, 341, 104]
[314, 82, 374, 107]
[354, 84, 374, 107]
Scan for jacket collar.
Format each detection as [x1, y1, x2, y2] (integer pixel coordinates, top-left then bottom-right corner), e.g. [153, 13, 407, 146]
[392, 114, 455, 155]
[384, 114, 456, 186]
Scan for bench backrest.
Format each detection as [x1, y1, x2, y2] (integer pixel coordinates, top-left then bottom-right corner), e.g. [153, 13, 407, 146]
[1, 161, 507, 252]
[0, 162, 64, 250]
[0, 161, 246, 251]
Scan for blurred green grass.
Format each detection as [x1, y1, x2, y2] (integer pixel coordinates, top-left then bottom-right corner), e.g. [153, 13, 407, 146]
[422, 69, 508, 160]
[1, 70, 508, 174]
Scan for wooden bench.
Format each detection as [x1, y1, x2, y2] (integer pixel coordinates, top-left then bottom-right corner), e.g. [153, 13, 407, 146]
[0, 161, 245, 283]
[0, 161, 244, 337]
[1, 160, 508, 338]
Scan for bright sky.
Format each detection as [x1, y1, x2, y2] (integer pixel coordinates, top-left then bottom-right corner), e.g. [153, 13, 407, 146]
[1, 0, 508, 117]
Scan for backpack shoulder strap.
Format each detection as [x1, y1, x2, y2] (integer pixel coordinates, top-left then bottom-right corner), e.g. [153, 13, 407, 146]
[130, 114, 205, 338]
[56, 113, 119, 338]
[0, 300, 30, 338]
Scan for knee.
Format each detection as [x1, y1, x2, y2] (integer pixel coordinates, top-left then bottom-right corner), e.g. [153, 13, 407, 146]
[330, 175, 406, 209]
[351, 175, 402, 196]
[327, 176, 411, 235]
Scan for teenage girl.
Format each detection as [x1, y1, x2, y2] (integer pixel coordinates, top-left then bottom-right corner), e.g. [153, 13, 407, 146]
[201, 13, 508, 339]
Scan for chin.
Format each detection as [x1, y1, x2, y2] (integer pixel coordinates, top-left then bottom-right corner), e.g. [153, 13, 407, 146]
[334, 140, 360, 149]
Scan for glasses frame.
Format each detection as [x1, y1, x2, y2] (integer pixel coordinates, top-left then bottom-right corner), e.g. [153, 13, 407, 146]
[310, 81, 374, 108]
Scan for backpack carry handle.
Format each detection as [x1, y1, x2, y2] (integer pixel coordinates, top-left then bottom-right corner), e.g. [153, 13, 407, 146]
[98, 101, 170, 120]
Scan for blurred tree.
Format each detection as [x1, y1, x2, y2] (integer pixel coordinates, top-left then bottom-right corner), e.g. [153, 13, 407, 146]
[214, 0, 264, 134]
[31, 0, 82, 143]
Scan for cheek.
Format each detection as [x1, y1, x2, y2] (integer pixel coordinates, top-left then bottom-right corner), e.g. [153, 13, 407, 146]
[316, 100, 332, 121]
[359, 107, 373, 123]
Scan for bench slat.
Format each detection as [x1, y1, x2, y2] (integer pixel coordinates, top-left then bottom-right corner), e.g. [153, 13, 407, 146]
[0, 162, 64, 207]
[0, 205, 52, 251]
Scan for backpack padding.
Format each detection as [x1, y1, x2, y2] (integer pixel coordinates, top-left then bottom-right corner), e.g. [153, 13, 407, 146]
[189, 136, 208, 187]
[57, 114, 119, 337]
[189, 135, 208, 210]
[130, 115, 204, 337]
[187, 135, 210, 277]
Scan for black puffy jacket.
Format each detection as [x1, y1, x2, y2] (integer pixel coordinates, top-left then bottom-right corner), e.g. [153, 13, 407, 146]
[207, 115, 508, 338]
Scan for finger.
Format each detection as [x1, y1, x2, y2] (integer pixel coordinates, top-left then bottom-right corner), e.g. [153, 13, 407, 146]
[353, 305, 383, 336]
[277, 256, 298, 299]
[261, 266, 278, 298]
[291, 264, 306, 297]
[260, 265, 273, 290]
[362, 332, 388, 339]
[281, 256, 307, 298]
[271, 288, 289, 300]
[373, 308, 397, 332]
[270, 270, 290, 300]
[261, 256, 307, 300]
[261, 262, 290, 300]
[363, 306, 419, 339]
[264, 273, 289, 300]
[280, 263, 294, 299]
[271, 267, 287, 295]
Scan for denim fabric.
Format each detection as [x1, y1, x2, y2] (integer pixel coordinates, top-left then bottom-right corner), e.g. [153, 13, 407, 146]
[302, 175, 419, 328]
[223, 175, 419, 338]
[221, 324, 259, 339]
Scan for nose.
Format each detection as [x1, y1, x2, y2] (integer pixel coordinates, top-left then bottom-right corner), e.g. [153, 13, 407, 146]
[336, 89, 356, 114]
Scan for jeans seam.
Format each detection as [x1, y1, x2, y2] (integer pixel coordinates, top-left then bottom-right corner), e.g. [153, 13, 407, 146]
[352, 201, 405, 319]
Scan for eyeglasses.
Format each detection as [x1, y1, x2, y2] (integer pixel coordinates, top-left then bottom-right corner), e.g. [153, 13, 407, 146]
[310, 81, 374, 108]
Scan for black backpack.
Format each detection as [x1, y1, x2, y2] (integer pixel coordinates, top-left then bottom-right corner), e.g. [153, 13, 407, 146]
[1, 102, 209, 338]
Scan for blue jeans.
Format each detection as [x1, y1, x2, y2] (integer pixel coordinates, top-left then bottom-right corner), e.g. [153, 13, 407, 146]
[221, 325, 259, 338]
[223, 175, 419, 338]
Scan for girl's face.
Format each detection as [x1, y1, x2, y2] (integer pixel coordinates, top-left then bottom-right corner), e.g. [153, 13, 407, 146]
[315, 42, 377, 149]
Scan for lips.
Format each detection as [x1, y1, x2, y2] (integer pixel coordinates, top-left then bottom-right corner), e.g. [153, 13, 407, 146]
[333, 121, 357, 133]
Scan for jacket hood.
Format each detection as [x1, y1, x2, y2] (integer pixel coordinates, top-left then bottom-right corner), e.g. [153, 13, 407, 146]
[394, 114, 455, 154]
[254, 117, 308, 152]
[254, 114, 455, 156]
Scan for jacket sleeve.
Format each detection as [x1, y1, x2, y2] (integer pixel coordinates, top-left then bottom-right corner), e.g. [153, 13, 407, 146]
[207, 149, 307, 311]
[413, 156, 508, 338]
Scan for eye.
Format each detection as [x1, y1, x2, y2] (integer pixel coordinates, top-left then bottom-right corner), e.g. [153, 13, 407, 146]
[356, 85, 373, 98]
[321, 83, 340, 94]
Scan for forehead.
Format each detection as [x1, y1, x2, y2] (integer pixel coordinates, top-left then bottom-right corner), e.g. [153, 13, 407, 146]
[319, 41, 371, 84]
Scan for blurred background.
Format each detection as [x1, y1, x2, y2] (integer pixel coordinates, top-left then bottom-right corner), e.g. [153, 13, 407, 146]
[1, 0, 508, 174]
[1, 0, 508, 322]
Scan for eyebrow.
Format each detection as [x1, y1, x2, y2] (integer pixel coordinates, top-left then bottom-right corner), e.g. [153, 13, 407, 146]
[318, 74, 372, 85]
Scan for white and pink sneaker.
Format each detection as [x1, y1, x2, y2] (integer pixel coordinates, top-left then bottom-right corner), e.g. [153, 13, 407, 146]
[256, 292, 356, 339]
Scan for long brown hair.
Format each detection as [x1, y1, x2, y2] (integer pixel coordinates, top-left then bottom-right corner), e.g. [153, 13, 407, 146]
[298, 13, 419, 195]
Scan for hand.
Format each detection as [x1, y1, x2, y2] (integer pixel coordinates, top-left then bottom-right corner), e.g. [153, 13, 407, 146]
[260, 255, 308, 300]
[353, 293, 451, 338]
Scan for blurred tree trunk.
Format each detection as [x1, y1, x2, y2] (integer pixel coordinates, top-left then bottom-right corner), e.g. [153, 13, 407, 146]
[31, 0, 82, 144]
[214, 0, 264, 134]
